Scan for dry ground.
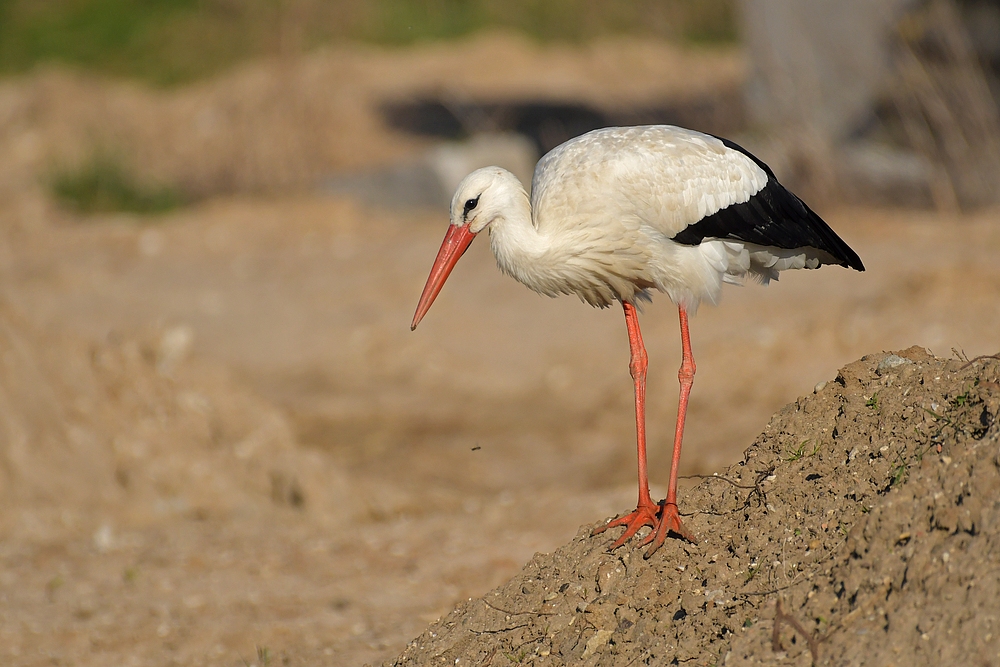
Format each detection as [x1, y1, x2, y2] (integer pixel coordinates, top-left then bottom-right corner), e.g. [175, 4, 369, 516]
[0, 34, 998, 667]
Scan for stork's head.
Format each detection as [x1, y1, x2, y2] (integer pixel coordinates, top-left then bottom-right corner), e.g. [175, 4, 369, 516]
[448, 166, 518, 233]
[410, 167, 524, 330]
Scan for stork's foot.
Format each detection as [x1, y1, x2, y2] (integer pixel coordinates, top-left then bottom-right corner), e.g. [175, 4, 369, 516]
[592, 501, 660, 551]
[643, 501, 697, 559]
[593, 501, 697, 557]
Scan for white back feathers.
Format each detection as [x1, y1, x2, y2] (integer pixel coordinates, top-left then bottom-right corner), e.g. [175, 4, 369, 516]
[531, 126, 769, 238]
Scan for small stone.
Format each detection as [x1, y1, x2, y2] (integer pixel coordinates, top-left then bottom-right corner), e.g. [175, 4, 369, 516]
[581, 629, 614, 659]
[595, 560, 625, 595]
[877, 354, 912, 375]
[814, 380, 827, 393]
[680, 590, 703, 613]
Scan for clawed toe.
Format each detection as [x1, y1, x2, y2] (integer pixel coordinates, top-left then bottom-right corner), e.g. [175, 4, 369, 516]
[592, 502, 659, 550]
[594, 501, 696, 555]
[643, 502, 697, 558]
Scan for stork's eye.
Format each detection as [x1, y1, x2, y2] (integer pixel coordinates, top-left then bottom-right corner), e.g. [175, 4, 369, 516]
[463, 196, 480, 215]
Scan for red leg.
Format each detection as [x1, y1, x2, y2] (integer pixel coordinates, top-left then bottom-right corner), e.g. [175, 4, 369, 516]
[645, 306, 698, 557]
[592, 302, 660, 548]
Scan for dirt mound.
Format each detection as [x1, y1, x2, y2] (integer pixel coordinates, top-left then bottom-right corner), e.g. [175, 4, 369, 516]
[389, 346, 1000, 666]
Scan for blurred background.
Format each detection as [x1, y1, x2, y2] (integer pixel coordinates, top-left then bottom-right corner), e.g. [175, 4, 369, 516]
[0, 1, 998, 665]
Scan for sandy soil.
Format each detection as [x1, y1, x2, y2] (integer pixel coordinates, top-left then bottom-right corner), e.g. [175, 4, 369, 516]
[0, 34, 999, 667]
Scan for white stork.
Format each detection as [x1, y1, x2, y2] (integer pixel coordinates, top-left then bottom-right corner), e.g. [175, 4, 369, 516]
[411, 125, 864, 558]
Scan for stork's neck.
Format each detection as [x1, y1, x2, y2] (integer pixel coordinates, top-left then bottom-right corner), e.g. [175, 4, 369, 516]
[485, 184, 553, 288]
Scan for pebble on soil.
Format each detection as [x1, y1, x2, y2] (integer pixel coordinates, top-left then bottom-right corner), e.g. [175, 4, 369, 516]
[389, 346, 1000, 667]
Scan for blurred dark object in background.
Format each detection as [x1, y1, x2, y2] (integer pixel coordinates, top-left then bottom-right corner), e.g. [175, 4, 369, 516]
[739, 0, 1000, 211]
[379, 90, 745, 158]
[336, 89, 746, 208]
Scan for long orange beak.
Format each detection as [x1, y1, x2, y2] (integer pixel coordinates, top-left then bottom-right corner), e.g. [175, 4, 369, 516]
[411, 223, 477, 330]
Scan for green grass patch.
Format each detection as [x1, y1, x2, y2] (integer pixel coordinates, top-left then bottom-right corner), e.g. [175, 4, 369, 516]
[890, 462, 908, 487]
[51, 154, 183, 215]
[785, 440, 820, 461]
[0, 0, 737, 85]
[951, 388, 971, 407]
[0, 0, 202, 84]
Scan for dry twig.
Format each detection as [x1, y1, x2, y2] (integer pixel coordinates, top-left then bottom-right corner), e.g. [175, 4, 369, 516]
[772, 598, 820, 665]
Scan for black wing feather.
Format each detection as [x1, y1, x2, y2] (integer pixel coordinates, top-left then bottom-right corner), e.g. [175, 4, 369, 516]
[671, 137, 865, 272]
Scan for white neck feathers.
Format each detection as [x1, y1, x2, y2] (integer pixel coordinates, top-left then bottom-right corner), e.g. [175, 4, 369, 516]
[483, 180, 554, 287]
